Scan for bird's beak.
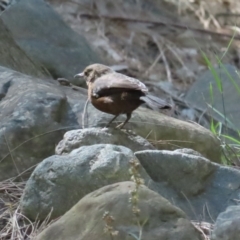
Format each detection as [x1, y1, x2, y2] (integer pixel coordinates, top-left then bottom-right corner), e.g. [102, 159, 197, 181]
[74, 72, 84, 78]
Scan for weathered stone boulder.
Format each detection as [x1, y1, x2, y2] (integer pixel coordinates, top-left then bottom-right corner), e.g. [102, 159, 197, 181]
[20, 144, 151, 220]
[36, 182, 203, 240]
[55, 127, 155, 155]
[0, 18, 49, 78]
[211, 205, 240, 240]
[0, 66, 87, 181]
[135, 149, 240, 221]
[1, 0, 101, 84]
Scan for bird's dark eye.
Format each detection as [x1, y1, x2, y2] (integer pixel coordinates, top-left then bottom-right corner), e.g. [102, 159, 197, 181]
[85, 69, 92, 77]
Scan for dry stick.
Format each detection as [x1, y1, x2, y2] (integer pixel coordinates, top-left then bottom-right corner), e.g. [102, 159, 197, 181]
[153, 36, 172, 83]
[144, 129, 153, 140]
[184, 0, 221, 30]
[18, 212, 35, 238]
[181, 191, 199, 222]
[145, 52, 162, 75]
[161, 47, 172, 83]
[164, 41, 185, 67]
[204, 203, 215, 224]
[192, 223, 209, 240]
[10, 164, 38, 182]
[80, 14, 240, 41]
[12, 207, 22, 240]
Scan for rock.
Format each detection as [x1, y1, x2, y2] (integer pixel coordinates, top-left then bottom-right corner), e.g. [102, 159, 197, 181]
[185, 64, 240, 132]
[0, 66, 220, 181]
[0, 18, 50, 78]
[0, 66, 87, 181]
[135, 149, 240, 221]
[20, 144, 150, 220]
[86, 104, 221, 162]
[55, 127, 155, 154]
[173, 148, 204, 157]
[211, 205, 240, 240]
[35, 182, 203, 240]
[1, 0, 101, 85]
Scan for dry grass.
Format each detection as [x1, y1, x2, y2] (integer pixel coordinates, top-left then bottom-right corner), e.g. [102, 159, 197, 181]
[0, 179, 31, 240]
[0, 179, 54, 240]
[192, 220, 214, 240]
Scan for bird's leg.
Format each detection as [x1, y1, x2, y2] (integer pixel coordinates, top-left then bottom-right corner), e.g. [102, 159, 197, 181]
[106, 114, 120, 128]
[116, 113, 131, 129]
[82, 98, 89, 129]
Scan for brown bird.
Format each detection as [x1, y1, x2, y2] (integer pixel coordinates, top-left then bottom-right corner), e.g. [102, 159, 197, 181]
[74, 64, 172, 129]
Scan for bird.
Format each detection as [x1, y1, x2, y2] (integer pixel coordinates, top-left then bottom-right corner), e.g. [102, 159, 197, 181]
[74, 63, 172, 129]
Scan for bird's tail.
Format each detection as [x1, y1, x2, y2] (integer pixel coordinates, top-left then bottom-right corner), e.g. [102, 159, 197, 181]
[140, 94, 172, 111]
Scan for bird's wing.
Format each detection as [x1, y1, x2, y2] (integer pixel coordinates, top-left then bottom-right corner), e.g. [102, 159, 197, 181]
[93, 72, 148, 96]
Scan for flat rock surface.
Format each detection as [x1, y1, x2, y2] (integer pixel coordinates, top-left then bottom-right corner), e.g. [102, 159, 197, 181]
[36, 182, 203, 240]
[21, 144, 151, 220]
[135, 149, 240, 221]
[55, 127, 155, 154]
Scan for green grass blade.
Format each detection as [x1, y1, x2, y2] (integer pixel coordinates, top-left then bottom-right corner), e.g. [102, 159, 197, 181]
[201, 51, 223, 93]
[221, 134, 240, 145]
[206, 103, 237, 129]
[220, 28, 236, 61]
[209, 82, 213, 103]
[210, 120, 217, 134]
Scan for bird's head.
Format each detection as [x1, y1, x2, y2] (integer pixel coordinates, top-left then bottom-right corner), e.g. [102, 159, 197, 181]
[74, 64, 113, 84]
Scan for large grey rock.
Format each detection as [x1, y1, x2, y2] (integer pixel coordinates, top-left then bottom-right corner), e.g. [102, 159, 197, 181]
[211, 205, 240, 240]
[0, 18, 50, 78]
[1, 0, 101, 84]
[135, 149, 240, 221]
[36, 182, 203, 240]
[185, 64, 240, 132]
[0, 66, 87, 181]
[55, 127, 155, 154]
[21, 144, 150, 220]
[86, 104, 221, 163]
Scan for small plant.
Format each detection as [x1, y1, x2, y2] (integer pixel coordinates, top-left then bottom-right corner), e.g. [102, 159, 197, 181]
[102, 211, 119, 240]
[129, 159, 147, 240]
[129, 159, 144, 219]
